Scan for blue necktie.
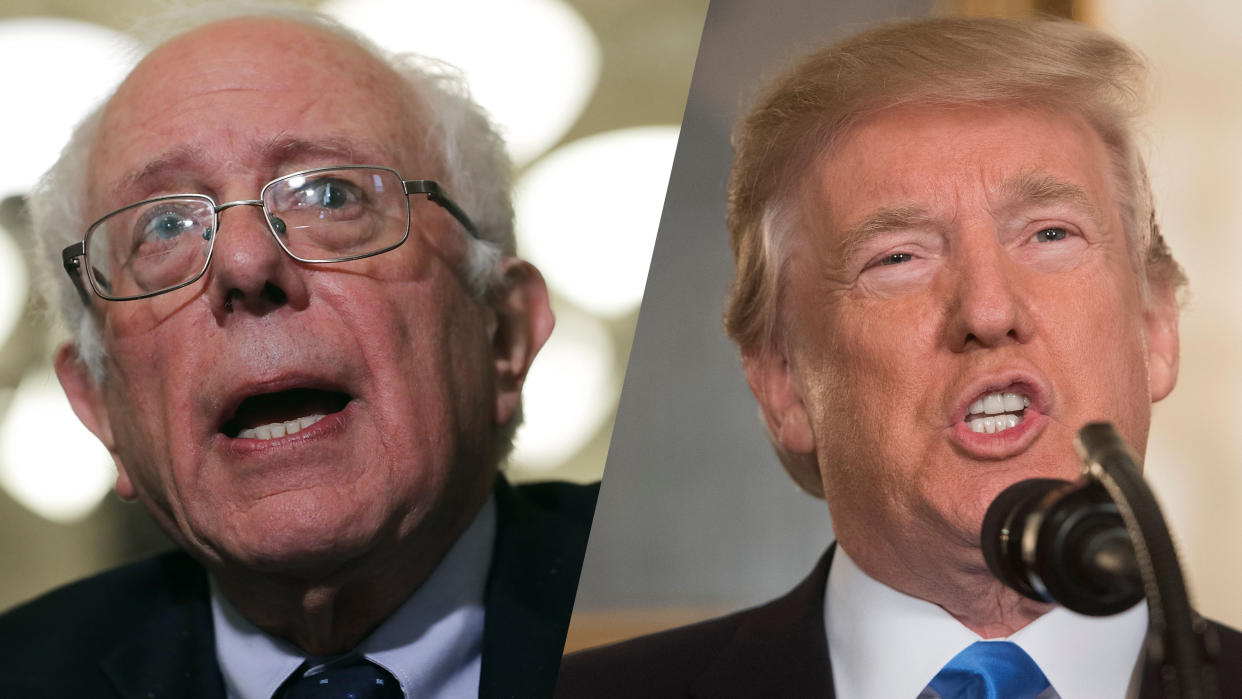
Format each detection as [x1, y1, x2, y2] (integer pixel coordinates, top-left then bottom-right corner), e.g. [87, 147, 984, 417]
[925, 641, 1051, 699]
[274, 654, 404, 699]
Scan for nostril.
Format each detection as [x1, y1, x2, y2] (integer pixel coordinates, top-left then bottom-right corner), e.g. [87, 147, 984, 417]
[222, 283, 286, 313]
[262, 281, 287, 305]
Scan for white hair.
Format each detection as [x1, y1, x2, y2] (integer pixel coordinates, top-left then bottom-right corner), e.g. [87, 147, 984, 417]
[30, 2, 514, 380]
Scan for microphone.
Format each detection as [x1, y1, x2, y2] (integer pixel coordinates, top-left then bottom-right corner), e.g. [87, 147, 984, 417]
[981, 476, 1144, 616]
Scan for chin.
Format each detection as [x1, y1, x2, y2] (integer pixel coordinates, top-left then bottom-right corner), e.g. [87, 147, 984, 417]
[203, 493, 391, 579]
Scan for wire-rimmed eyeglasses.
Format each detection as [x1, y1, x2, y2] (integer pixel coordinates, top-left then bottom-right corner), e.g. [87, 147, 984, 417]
[61, 164, 480, 302]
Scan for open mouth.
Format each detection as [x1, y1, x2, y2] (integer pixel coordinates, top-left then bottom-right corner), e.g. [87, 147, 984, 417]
[220, 388, 352, 440]
[964, 390, 1031, 435]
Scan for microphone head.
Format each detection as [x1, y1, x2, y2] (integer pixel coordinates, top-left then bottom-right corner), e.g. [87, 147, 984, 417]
[982, 478, 1069, 602]
[982, 477, 1145, 616]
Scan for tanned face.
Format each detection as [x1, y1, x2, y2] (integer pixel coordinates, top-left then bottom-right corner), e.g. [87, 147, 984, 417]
[746, 103, 1179, 585]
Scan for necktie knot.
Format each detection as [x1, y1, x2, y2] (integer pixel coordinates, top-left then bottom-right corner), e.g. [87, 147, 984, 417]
[274, 654, 404, 699]
[925, 641, 1051, 699]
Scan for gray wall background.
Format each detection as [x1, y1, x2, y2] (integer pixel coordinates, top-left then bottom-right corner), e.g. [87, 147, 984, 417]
[572, 0, 934, 614]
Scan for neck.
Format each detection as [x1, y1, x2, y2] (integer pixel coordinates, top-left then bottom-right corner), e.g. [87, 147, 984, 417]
[217, 557, 435, 655]
[213, 491, 489, 655]
[928, 572, 1054, 638]
[842, 532, 1054, 639]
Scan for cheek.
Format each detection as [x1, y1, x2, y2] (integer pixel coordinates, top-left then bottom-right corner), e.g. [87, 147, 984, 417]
[795, 297, 943, 488]
[351, 275, 493, 442]
[807, 296, 941, 415]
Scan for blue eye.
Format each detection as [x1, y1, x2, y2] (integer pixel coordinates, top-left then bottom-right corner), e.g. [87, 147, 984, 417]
[879, 252, 913, 266]
[296, 179, 357, 209]
[316, 182, 348, 208]
[140, 209, 197, 242]
[1034, 227, 1068, 242]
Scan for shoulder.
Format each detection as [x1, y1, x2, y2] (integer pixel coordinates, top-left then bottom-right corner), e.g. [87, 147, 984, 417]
[0, 548, 203, 648]
[555, 609, 755, 699]
[509, 479, 600, 524]
[1209, 619, 1242, 693]
[0, 550, 205, 691]
[488, 477, 599, 596]
[555, 548, 835, 699]
[493, 478, 599, 557]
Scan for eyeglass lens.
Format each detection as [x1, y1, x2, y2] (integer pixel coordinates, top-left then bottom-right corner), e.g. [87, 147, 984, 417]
[84, 167, 412, 299]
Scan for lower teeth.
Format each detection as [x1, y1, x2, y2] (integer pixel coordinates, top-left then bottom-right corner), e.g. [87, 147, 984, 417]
[967, 413, 1021, 434]
[237, 414, 326, 440]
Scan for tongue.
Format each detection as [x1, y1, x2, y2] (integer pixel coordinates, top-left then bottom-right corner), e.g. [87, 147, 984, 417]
[223, 388, 350, 436]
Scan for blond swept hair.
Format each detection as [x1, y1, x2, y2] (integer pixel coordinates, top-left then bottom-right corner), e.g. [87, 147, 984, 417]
[724, 16, 1186, 356]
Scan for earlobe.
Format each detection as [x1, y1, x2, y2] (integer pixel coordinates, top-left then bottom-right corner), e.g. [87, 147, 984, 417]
[53, 344, 134, 499]
[1145, 283, 1180, 403]
[742, 349, 822, 496]
[489, 259, 554, 427]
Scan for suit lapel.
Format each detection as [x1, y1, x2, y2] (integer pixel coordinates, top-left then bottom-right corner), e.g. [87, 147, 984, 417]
[100, 552, 225, 699]
[690, 546, 837, 699]
[479, 477, 596, 699]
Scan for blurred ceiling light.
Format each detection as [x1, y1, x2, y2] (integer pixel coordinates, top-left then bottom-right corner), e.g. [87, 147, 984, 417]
[323, 0, 600, 166]
[0, 370, 114, 524]
[0, 18, 138, 199]
[511, 304, 617, 470]
[0, 223, 27, 349]
[516, 126, 680, 317]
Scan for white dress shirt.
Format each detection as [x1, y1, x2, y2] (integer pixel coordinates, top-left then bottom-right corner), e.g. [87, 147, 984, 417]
[211, 495, 497, 699]
[824, 544, 1147, 699]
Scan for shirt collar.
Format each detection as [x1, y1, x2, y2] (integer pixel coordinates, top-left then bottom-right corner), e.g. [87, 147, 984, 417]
[824, 543, 1147, 699]
[211, 494, 496, 699]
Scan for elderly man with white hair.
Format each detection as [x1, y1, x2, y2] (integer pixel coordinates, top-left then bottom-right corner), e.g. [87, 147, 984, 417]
[0, 6, 596, 698]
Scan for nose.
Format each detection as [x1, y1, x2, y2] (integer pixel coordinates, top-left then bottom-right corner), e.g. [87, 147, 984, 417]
[205, 201, 310, 316]
[943, 232, 1031, 351]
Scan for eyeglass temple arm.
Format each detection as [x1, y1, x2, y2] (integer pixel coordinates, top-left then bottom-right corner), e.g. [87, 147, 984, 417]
[404, 180, 481, 240]
[61, 242, 92, 305]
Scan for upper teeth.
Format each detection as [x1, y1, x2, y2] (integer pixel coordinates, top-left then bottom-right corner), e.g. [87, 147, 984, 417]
[968, 391, 1029, 416]
[966, 391, 1030, 434]
[237, 414, 325, 440]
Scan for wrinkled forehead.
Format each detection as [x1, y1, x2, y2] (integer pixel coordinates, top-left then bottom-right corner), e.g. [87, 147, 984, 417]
[88, 17, 432, 207]
[801, 102, 1122, 228]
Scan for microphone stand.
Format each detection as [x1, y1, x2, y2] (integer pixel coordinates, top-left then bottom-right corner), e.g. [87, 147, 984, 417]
[1074, 423, 1218, 699]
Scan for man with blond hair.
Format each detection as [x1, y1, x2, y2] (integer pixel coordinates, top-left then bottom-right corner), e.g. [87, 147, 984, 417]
[0, 6, 595, 698]
[559, 16, 1241, 699]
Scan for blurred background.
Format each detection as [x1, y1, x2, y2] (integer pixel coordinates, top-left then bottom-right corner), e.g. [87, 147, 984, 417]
[567, 0, 1242, 650]
[0, 0, 707, 611]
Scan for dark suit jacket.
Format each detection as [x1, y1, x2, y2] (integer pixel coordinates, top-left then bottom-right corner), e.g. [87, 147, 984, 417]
[0, 476, 597, 699]
[556, 546, 1242, 698]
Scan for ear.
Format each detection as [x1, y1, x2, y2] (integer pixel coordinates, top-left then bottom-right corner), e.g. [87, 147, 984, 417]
[1145, 282, 1179, 403]
[53, 344, 135, 500]
[742, 348, 822, 496]
[488, 259, 554, 427]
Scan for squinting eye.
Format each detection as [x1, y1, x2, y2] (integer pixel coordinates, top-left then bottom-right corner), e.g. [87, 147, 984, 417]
[1034, 227, 1068, 242]
[879, 252, 913, 266]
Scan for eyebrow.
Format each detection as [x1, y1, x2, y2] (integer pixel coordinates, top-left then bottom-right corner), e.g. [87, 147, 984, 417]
[116, 144, 214, 199]
[114, 136, 389, 201]
[833, 172, 1102, 262]
[260, 134, 382, 170]
[837, 205, 935, 263]
[997, 171, 1103, 225]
